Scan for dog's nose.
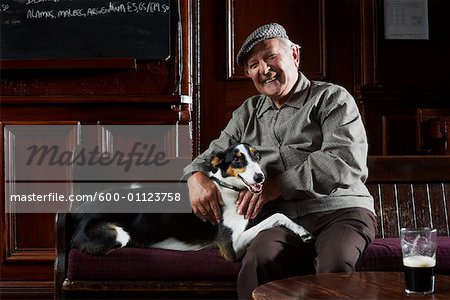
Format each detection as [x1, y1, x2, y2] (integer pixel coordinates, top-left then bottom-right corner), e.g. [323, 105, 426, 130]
[254, 173, 265, 183]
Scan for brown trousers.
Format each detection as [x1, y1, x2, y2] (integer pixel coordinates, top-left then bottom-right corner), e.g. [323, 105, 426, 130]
[237, 207, 377, 299]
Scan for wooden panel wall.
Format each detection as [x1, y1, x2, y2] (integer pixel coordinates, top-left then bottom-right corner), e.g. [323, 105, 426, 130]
[357, 0, 450, 155]
[0, 0, 193, 298]
[199, 0, 450, 155]
[226, 0, 326, 80]
[376, 0, 450, 88]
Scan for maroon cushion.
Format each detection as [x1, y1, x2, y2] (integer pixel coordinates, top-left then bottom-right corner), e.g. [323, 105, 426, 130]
[68, 237, 450, 281]
[67, 247, 241, 281]
[356, 237, 450, 274]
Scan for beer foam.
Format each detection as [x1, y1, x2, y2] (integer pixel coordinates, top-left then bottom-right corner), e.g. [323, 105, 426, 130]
[403, 255, 436, 268]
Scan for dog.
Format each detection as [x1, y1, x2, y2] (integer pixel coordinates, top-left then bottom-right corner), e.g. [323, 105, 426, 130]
[71, 143, 312, 261]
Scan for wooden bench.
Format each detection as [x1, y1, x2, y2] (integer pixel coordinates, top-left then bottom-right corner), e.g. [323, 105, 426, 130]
[54, 156, 450, 299]
[367, 156, 450, 238]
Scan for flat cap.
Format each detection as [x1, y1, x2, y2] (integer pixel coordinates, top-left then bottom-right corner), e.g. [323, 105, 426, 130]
[237, 23, 289, 66]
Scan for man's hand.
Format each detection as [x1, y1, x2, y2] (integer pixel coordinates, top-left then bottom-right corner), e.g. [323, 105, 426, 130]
[187, 172, 224, 225]
[236, 177, 282, 219]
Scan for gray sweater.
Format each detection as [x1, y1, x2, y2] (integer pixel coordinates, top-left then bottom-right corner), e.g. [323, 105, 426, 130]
[184, 73, 375, 219]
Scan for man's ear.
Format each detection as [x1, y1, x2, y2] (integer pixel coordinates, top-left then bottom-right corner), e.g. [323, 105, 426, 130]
[291, 44, 300, 68]
[244, 66, 251, 77]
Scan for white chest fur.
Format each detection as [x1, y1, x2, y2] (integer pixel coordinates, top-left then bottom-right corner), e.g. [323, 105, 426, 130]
[215, 184, 249, 242]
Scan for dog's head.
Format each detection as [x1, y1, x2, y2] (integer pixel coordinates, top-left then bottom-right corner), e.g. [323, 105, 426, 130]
[210, 143, 265, 193]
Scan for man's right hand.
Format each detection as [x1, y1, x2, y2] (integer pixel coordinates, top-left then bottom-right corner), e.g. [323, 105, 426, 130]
[187, 172, 224, 225]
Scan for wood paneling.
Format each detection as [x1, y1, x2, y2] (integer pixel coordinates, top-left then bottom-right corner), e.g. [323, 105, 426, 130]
[357, 86, 450, 155]
[417, 108, 450, 155]
[0, 1, 193, 297]
[201, 0, 359, 151]
[226, 0, 326, 79]
[376, 0, 450, 87]
[381, 115, 416, 155]
[1, 122, 78, 266]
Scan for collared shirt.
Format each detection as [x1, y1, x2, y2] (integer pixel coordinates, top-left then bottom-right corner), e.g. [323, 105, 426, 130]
[184, 73, 374, 218]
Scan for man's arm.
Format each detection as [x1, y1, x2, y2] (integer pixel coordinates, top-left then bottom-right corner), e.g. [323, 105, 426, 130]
[187, 172, 223, 224]
[236, 177, 281, 219]
[276, 87, 369, 201]
[184, 105, 249, 223]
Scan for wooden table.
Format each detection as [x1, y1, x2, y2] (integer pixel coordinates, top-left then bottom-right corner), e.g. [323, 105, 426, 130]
[252, 272, 450, 299]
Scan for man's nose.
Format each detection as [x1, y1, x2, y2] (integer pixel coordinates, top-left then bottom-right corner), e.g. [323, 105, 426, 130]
[259, 61, 270, 75]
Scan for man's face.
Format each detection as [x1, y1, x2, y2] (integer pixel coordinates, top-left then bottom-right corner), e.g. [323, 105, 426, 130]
[244, 38, 300, 104]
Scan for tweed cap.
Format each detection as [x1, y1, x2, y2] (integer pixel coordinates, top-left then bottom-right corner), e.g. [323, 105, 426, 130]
[237, 23, 289, 66]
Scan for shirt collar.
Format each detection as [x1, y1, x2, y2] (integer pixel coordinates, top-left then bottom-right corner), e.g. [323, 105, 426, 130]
[257, 72, 311, 118]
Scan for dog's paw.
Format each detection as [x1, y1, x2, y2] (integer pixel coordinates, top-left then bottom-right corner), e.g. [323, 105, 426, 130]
[300, 232, 313, 243]
[291, 225, 313, 243]
[111, 225, 130, 247]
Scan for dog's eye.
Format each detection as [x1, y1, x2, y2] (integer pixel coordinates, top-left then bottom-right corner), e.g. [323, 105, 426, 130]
[233, 157, 240, 162]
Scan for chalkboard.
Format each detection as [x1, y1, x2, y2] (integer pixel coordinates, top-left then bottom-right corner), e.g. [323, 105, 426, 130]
[0, 0, 171, 60]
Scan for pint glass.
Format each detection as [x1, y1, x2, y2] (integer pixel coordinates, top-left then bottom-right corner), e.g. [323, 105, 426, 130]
[400, 227, 437, 294]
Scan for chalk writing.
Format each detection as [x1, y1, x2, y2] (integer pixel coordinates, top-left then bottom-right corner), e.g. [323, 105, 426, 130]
[1, 0, 172, 60]
[24, 1, 169, 19]
[26, 0, 73, 4]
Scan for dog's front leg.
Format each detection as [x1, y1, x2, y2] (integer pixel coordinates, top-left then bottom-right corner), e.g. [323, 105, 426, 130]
[233, 213, 313, 259]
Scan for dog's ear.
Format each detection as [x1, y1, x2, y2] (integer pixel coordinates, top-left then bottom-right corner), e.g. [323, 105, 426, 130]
[210, 154, 223, 168]
[248, 147, 261, 161]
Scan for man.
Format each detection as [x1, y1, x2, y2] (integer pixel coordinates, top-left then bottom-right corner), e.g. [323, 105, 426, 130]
[184, 23, 377, 299]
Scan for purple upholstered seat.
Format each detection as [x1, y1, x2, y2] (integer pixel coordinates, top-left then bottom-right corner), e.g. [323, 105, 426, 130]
[67, 237, 450, 281]
[67, 247, 241, 281]
[356, 237, 450, 274]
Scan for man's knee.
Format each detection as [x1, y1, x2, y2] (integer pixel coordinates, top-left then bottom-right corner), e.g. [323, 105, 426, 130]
[241, 227, 315, 276]
[314, 227, 368, 273]
[238, 228, 297, 299]
[242, 228, 288, 267]
[315, 248, 357, 273]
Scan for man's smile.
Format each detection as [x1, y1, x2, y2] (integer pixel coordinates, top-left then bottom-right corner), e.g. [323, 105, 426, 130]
[263, 74, 279, 84]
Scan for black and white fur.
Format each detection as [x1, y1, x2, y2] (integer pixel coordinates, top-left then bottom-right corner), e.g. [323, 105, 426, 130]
[71, 143, 312, 261]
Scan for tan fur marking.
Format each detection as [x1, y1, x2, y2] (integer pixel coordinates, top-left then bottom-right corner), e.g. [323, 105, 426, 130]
[210, 155, 222, 167]
[226, 165, 245, 177]
[216, 241, 234, 261]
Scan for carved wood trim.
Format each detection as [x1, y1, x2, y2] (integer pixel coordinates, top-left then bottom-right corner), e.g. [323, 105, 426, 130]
[0, 281, 54, 298]
[0, 95, 188, 105]
[97, 123, 188, 160]
[62, 279, 236, 292]
[1, 121, 79, 262]
[356, 0, 377, 87]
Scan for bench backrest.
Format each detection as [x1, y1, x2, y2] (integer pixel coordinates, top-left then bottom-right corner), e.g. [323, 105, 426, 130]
[367, 156, 450, 238]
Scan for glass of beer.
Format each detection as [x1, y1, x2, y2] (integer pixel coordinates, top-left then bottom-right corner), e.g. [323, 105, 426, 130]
[400, 227, 437, 294]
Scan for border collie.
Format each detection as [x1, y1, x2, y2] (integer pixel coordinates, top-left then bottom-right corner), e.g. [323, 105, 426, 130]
[71, 143, 312, 261]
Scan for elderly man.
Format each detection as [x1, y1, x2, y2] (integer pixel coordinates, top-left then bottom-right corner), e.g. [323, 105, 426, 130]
[184, 23, 377, 299]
